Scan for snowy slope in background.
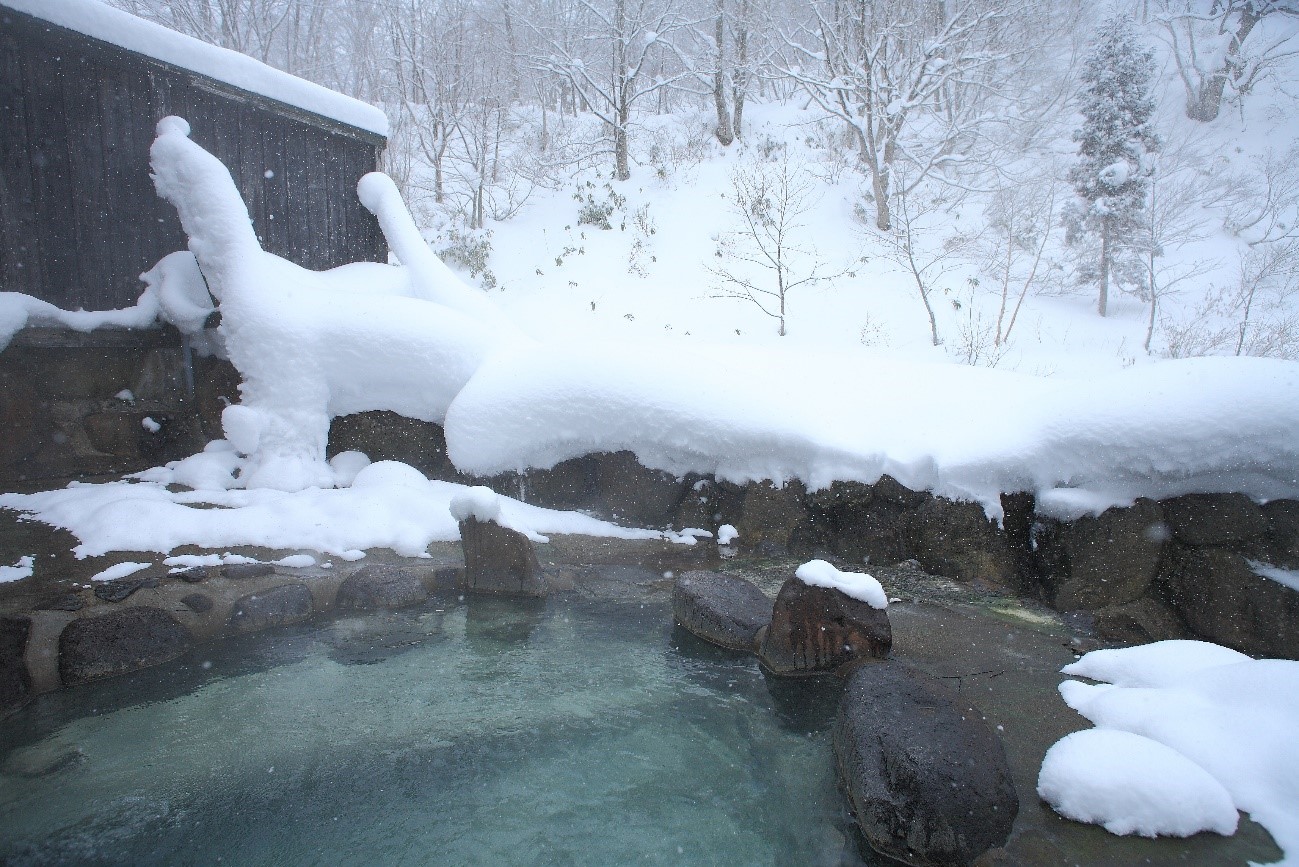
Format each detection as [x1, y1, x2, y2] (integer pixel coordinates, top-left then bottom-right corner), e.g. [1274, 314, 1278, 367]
[1, 0, 386, 136]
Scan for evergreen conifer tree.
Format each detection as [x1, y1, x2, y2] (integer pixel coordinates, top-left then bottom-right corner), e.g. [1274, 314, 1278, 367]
[1066, 16, 1160, 317]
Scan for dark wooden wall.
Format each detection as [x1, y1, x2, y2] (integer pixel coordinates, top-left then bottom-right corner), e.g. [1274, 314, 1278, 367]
[0, 7, 386, 312]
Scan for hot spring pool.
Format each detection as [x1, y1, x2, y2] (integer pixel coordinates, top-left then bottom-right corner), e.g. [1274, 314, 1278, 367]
[0, 591, 865, 866]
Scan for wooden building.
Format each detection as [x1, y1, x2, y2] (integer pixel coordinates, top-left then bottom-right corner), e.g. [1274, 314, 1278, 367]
[0, 0, 388, 483]
[0, 0, 387, 312]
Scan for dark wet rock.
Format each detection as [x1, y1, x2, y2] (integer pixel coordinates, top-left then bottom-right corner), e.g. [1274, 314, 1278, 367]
[1034, 499, 1167, 610]
[433, 566, 465, 590]
[595, 450, 689, 526]
[175, 566, 211, 583]
[905, 498, 1016, 586]
[180, 592, 214, 613]
[1158, 545, 1299, 659]
[674, 478, 717, 533]
[328, 609, 445, 666]
[825, 497, 911, 566]
[229, 583, 314, 634]
[835, 661, 1018, 867]
[92, 575, 159, 603]
[2, 745, 86, 778]
[873, 475, 927, 507]
[37, 593, 85, 612]
[328, 411, 456, 480]
[459, 517, 546, 597]
[222, 562, 275, 580]
[672, 571, 773, 651]
[1162, 493, 1270, 547]
[737, 480, 810, 555]
[1, 616, 32, 716]
[59, 607, 194, 686]
[806, 481, 875, 511]
[1262, 499, 1299, 568]
[1092, 597, 1186, 645]
[761, 669, 844, 734]
[523, 456, 599, 510]
[336, 565, 429, 610]
[757, 577, 891, 675]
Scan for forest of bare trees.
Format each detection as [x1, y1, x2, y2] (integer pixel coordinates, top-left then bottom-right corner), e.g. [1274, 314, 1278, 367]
[110, 0, 1299, 356]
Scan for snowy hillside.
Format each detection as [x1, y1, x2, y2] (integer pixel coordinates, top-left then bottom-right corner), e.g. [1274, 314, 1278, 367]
[469, 90, 1298, 377]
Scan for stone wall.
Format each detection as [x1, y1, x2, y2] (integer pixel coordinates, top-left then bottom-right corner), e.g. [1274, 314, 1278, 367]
[0, 328, 239, 484]
[328, 413, 1299, 661]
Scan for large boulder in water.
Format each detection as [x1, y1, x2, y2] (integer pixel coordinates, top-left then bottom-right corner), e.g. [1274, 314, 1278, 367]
[757, 575, 891, 675]
[59, 607, 193, 685]
[336, 565, 429, 610]
[672, 571, 772, 651]
[229, 584, 314, 634]
[459, 517, 546, 597]
[835, 661, 1018, 866]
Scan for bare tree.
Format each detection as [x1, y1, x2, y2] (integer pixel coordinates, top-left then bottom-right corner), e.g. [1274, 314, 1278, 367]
[530, 0, 698, 180]
[869, 170, 970, 346]
[975, 168, 1060, 350]
[778, 0, 1029, 230]
[1156, 0, 1299, 122]
[710, 154, 848, 336]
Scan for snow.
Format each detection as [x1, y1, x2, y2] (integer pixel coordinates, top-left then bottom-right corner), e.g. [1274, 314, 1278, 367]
[0, 456, 675, 560]
[449, 486, 504, 524]
[0, 0, 386, 137]
[149, 117, 516, 491]
[141, 417, 161, 434]
[1037, 729, 1238, 838]
[1250, 561, 1299, 592]
[0, 289, 160, 352]
[717, 524, 739, 545]
[162, 552, 315, 571]
[89, 561, 150, 582]
[0, 556, 35, 584]
[1040, 640, 1299, 866]
[795, 559, 887, 609]
[443, 340, 1299, 520]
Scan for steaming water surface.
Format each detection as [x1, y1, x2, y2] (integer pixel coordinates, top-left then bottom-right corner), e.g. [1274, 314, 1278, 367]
[0, 594, 860, 866]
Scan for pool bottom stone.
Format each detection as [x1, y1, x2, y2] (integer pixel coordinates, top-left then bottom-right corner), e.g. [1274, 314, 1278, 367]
[0, 593, 866, 866]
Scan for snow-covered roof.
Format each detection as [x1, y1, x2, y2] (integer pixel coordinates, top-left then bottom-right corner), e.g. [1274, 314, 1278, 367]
[0, 0, 387, 138]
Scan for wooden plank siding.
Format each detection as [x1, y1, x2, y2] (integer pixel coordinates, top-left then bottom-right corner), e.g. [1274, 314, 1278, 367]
[0, 6, 385, 311]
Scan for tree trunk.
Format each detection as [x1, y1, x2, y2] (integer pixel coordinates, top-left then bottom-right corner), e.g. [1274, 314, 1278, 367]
[1186, 5, 1260, 123]
[731, 0, 749, 139]
[871, 167, 891, 231]
[1098, 220, 1110, 317]
[615, 122, 631, 181]
[712, 1, 734, 145]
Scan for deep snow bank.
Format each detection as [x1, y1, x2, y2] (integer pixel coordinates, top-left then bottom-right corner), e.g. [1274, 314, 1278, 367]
[1039, 641, 1299, 866]
[444, 342, 1299, 519]
[149, 116, 524, 491]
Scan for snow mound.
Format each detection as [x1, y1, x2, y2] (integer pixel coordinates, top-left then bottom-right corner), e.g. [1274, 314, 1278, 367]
[1037, 729, 1238, 838]
[449, 486, 503, 523]
[1061, 639, 1252, 688]
[1041, 643, 1299, 865]
[444, 341, 1299, 519]
[795, 559, 887, 609]
[90, 562, 151, 583]
[0, 462, 674, 560]
[150, 118, 522, 491]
